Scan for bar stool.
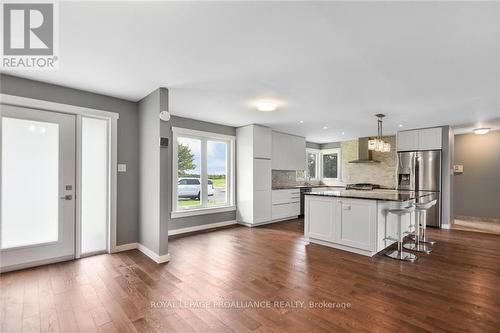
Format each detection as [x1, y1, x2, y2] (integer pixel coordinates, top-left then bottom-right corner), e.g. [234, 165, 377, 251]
[409, 199, 438, 246]
[384, 205, 417, 262]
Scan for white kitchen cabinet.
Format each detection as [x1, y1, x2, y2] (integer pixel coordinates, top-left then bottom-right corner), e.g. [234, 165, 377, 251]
[272, 131, 306, 170]
[253, 125, 272, 159]
[271, 189, 300, 221]
[236, 125, 272, 225]
[254, 159, 271, 191]
[335, 199, 376, 251]
[397, 127, 442, 151]
[397, 130, 419, 151]
[272, 189, 300, 204]
[305, 196, 336, 242]
[418, 127, 442, 150]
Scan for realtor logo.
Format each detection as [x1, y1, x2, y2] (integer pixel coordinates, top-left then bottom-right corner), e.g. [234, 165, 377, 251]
[1, 1, 59, 69]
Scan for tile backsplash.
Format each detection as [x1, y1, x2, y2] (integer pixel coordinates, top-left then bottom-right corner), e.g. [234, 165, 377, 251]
[272, 170, 301, 188]
[340, 136, 397, 188]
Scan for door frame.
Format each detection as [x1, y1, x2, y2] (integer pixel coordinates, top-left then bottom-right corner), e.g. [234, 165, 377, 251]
[0, 93, 119, 256]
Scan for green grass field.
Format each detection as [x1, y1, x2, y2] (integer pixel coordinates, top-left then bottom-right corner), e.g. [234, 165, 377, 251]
[209, 178, 226, 188]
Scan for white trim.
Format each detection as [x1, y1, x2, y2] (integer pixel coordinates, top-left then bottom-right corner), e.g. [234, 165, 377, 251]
[75, 115, 83, 259]
[172, 127, 236, 215]
[238, 217, 297, 228]
[168, 220, 237, 236]
[137, 243, 171, 264]
[113, 242, 138, 252]
[320, 148, 341, 181]
[172, 127, 235, 141]
[171, 205, 236, 219]
[0, 94, 119, 257]
[0, 94, 119, 119]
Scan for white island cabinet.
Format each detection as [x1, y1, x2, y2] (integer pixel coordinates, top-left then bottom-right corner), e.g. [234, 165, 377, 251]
[304, 193, 416, 256]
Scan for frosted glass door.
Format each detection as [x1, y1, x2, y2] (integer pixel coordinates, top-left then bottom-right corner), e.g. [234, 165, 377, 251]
[81, 117, 108, 254]
[1, 106, 76, 272]
[1, 118, 59, 248]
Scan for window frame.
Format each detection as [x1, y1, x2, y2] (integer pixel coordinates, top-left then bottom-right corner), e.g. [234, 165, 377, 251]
[320, 148, 341, 181]
[304, 148, 341, 182]
[305, 148, 320, 181]
[172, 127, 235, 218]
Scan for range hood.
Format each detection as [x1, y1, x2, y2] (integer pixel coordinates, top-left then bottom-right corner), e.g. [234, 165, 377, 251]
[349, 137, 381, 163]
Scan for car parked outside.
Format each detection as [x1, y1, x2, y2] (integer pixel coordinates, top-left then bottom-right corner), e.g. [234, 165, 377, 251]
[178, 178, 215, 200]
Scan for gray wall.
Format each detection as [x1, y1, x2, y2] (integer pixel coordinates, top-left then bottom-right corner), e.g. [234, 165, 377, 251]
[0, 74, 139, 245]
[453, 130, 500, 219]
[306, 141, 321, 149]
[320, 142, 341, 149]
[166, 116, 237, 231]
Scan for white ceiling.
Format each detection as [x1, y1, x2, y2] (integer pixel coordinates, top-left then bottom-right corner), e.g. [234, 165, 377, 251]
[5, 1, 500, 142]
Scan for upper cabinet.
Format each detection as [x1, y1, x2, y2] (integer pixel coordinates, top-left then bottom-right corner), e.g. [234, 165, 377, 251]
[253, 125, 272, 159]
[272, 131, 306, 170]
[397, 127, 442, 151]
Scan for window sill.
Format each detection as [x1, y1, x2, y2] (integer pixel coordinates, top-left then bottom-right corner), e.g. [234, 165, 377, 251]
[171, 205, 236, 219]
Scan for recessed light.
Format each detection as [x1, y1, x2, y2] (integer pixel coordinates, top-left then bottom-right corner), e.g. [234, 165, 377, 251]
[398, 124, 404, 128]
[341, 131, 345, 135]
[299, 120, 304, 124]
[322, 126, 328, 130]
[255, 100, 278, 112]
[473, 128, 490, 135]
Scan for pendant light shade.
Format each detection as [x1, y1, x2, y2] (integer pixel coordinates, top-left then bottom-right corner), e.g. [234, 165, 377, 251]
[368, 114, 391, 152]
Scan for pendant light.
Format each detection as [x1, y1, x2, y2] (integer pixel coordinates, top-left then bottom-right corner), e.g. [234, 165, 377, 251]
[368, 114, 391, 152]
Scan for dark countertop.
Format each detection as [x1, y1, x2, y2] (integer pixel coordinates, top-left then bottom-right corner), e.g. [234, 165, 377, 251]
[305, 189, 436, 202]
[272, 184, 346, 190]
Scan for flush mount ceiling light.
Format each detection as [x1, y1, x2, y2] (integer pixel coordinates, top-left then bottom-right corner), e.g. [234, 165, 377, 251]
[368, 114, 391, 153]
[473, 127, 490, 135]
[255, 100, 278, 112]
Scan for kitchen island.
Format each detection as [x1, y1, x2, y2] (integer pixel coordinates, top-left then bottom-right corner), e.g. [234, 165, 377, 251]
[304, 189, 436, 256]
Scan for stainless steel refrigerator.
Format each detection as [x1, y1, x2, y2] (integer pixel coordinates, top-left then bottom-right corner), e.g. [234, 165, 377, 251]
[397, 150, 442, 228]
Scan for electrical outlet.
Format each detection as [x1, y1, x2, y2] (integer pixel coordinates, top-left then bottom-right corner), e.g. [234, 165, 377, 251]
[118, 164, 127, 173]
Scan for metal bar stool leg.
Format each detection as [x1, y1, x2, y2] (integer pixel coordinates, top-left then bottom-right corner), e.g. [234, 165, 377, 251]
[384, 207, 417, 262]
[404, 209, 432, 253]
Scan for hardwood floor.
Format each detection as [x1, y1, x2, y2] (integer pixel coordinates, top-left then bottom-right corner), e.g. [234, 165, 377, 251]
[1, 218, 500, 332]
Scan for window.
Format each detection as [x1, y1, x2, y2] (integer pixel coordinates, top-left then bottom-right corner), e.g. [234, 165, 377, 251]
[172, 127, 235, 217]
[321, 148, 341, 180]
[303, 148, 340, 181]
[306, 149, 320, 180]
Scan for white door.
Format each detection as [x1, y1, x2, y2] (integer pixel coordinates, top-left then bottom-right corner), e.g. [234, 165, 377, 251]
[1, 105, 76, 272]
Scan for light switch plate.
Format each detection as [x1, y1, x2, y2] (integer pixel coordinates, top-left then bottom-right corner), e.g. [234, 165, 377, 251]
[453, 165, 463, 173]
[118, 164, 127, 173]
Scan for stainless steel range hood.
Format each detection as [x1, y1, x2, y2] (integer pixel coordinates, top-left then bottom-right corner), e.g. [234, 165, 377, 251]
[348, 137, 381, 163]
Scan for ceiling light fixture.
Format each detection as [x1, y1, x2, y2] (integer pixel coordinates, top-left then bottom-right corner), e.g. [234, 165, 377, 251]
[299, 120, 304, 124]
[368, 114, 391, 153]
[398, 124, 403, 128]
[323, 126, 328, 130]
[341, 131, 345, 135]
[255, 100, 278, 112]
[473, 127, 490, 135]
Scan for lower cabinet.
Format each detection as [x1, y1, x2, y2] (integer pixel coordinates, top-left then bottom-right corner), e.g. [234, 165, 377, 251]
[306, 196, 335, 241]
[305, 196, 377, 253]
[272, 202, 300, 220]
[336, 199, 376, 251]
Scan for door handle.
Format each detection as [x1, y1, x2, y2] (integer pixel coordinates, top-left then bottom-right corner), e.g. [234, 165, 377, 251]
[60, 195, 72, 200]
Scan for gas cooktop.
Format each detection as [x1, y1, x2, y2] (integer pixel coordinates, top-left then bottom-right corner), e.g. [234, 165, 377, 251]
[345, 183, 381, 191]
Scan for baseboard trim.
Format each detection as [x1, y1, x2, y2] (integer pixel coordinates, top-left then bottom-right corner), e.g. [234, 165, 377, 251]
[113, 242, 138, 252]
[137, 243, 170, 264]
[168, 220, 237, 236]
[238, 217, 298, 227]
